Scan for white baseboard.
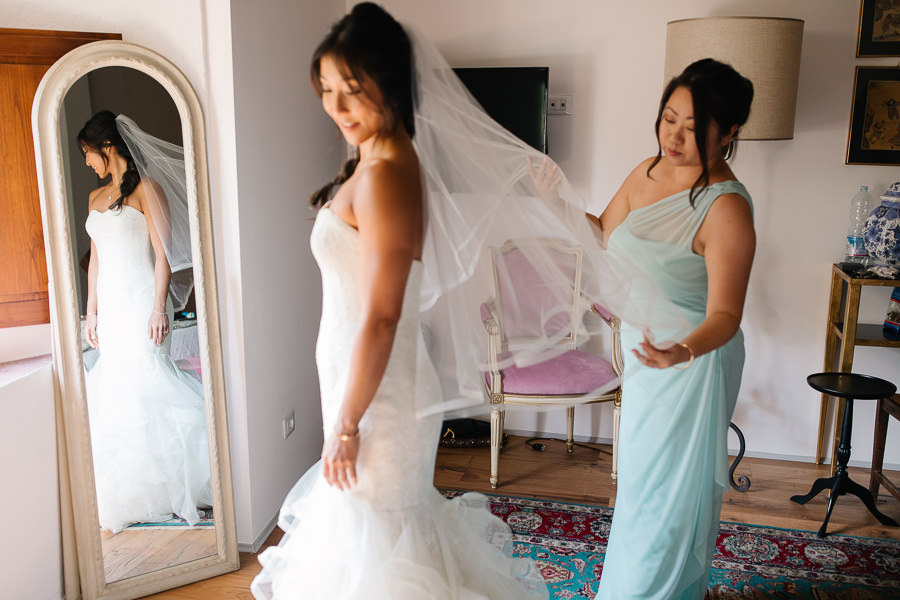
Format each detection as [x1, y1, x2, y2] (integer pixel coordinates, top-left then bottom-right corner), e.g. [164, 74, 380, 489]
[239, 513, 279, 554]
[505, 428, 900, 471]
[728, 447, 900, 471]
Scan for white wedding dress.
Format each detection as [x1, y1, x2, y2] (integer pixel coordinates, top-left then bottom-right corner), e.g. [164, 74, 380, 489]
[84, 205, 212, 533]
[251, 208, 548, 599]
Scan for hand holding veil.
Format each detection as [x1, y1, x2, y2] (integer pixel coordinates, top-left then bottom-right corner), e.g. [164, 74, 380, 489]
[406, 26, 689, 418]
[116, 115, 193, 312]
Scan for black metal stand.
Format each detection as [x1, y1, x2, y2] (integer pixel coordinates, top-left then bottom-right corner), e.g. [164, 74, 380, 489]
[791, 397, 899, 537]
[728, 422, 750, 492]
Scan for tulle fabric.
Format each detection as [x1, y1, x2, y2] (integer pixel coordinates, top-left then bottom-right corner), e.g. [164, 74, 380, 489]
[116, 115, 194, 311]
[406, 25, 688, 418]
[253, 464, 547, 600]
[84, 206, 210, 533]
[86, 350, 212, 532]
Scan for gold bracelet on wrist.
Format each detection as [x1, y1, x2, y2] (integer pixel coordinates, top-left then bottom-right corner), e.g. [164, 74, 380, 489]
[672, 342, 695, 370]
[335, 428, 359, 442]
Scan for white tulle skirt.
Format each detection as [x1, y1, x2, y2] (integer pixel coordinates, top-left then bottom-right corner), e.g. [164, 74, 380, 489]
[252, 462, 548, 600]
[85, 350, 212, 533]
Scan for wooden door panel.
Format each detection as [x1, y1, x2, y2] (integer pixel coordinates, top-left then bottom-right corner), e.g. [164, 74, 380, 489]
[0, 64, 50, 310]
[0, 28, 120, 328]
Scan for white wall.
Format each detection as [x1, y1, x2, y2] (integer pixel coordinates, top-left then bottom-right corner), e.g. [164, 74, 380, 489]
[0, 358, 59, 599]
[228, 0, 344, 547]
[381, 0, 900, 467]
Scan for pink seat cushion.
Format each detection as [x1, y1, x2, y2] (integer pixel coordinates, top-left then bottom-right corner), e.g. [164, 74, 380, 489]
[176, 356, 202, 378]
[487, 350, 618, 396]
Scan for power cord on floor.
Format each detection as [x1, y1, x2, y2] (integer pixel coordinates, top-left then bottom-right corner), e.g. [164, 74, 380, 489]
[524, 437, 612, 456]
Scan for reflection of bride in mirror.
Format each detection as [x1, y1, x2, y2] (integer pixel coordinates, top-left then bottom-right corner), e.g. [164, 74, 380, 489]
[78, 110, 212, 533]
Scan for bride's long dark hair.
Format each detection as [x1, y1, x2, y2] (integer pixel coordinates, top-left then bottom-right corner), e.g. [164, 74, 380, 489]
[78, 110, 140, 211]
[308, 2, 415, 208]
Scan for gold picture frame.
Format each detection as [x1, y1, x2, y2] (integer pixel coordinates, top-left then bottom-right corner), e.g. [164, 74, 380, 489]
[846, 66, 900, 165]
[858, 0, 900, 57]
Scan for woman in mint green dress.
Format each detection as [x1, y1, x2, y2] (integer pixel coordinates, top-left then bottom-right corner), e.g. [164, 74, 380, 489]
[593, 59, 756, 599]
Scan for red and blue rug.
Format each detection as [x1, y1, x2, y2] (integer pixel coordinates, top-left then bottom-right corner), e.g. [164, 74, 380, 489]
[125, 508, 215, 530]
[445, 492, 900, 599]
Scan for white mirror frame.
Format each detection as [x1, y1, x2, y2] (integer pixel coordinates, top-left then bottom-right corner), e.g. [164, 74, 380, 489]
[32, 40, 238, 599]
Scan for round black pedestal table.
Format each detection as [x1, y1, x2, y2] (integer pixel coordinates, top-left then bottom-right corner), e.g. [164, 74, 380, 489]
[791, 372, 899, 537]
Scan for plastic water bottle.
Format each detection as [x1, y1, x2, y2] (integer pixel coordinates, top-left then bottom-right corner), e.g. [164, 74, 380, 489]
[844, 186, 876, 264]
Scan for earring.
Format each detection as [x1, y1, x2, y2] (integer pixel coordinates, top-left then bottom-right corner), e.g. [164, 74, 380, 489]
[721, 139, 736, 160]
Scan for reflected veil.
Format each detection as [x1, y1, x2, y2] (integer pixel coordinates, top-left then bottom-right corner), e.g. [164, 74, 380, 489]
[116, 114, 193, 311]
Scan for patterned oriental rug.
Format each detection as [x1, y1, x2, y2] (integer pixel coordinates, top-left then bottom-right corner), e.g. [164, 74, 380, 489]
[442, 492, 900, 599]
[125, 508, 215, 530]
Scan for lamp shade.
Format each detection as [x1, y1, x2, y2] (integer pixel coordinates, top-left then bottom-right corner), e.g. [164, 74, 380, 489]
[664, 17, 804, 140]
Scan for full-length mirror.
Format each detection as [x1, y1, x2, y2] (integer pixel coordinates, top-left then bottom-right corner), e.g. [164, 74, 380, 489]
[33, 41, 238, 599]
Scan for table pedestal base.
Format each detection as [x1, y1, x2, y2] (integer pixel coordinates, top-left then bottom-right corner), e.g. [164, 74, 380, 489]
[793, 394, 899, 537]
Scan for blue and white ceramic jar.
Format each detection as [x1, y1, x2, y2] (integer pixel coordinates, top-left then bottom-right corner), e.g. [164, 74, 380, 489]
[864, 181, 900, 268]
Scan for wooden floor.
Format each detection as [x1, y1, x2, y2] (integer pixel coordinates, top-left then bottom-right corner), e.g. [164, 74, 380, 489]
[101, 527, 217, 582]
[146, 435, 900, 598]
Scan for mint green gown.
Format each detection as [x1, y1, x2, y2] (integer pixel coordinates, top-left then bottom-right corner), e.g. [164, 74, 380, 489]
[595, 180, 752, 600]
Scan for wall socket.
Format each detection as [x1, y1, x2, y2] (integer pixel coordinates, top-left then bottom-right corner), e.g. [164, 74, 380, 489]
[548, 95, 573, 115]
[282, 410, 295, 440]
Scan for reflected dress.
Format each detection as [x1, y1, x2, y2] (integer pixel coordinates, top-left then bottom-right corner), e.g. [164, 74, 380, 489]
[84, 205, 212, 533]
[596, 181, 752, 599]
[251, 208, 548, 600]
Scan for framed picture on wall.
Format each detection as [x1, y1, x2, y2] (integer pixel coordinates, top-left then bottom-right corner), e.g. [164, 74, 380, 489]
[846, 66, 900, 165]
[858, 0, 900, 57]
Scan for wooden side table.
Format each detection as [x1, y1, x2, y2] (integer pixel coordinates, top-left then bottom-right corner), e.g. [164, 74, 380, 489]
[870, 394, 900, 503]
[818, 264, 900, 475]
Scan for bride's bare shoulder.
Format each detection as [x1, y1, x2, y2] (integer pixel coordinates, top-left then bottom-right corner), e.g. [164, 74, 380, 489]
[355, 156, 421, 207]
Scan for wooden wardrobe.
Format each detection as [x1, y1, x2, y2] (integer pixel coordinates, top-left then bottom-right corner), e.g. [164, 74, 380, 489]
[0, 28, 119, 328]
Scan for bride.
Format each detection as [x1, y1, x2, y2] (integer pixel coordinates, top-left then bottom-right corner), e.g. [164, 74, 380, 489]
[79, 110, 212, 533]
[250, 4, 552, 599]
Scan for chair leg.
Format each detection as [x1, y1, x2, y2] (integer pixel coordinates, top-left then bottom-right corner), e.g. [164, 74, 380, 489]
[870, 397, 888, 498]
[566, 406, 575, 453]
[490, 406, 502, 489]
[612, 401, 620, 482]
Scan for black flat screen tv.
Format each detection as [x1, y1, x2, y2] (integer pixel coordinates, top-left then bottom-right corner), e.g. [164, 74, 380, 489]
[453, 66, 549, 154]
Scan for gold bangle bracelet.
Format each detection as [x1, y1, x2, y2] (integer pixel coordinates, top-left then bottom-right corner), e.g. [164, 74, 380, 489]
[336, 428, 360, 442]
[672, 342, 695, 370]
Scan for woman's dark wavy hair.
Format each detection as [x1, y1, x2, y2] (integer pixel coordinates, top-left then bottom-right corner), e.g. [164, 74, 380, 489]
[308, 2, 415, 207]
[77, 110, 140, 211]
[648, 58, 754, 206]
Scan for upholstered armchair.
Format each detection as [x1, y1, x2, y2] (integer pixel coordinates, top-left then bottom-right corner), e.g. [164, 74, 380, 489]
[480, 238, 624, 489]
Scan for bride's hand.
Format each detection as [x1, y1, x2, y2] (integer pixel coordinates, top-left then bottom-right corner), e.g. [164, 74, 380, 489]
[148, 312, 169, 346]
[322, 431, 359, 491]
[84, 314, 99, 349]
[526, 156, 562, 203]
